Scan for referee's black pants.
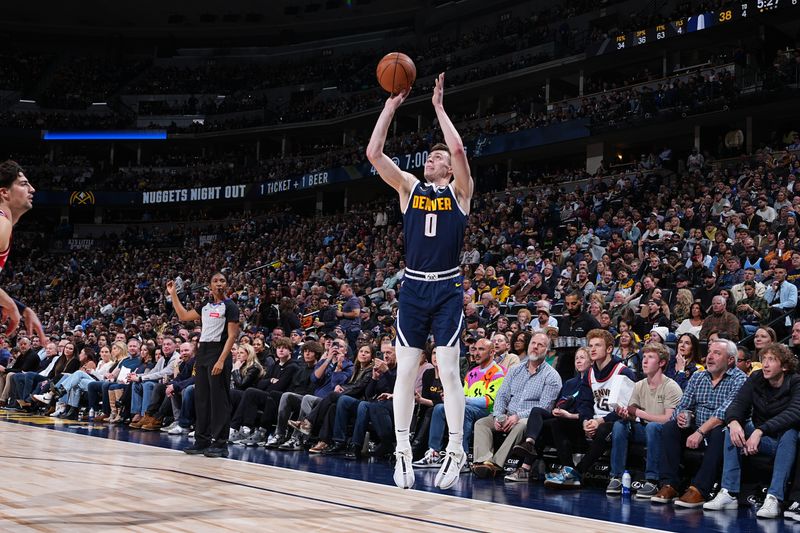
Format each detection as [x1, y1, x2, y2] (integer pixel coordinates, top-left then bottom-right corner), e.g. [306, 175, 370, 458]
[194, 358, 232, 447]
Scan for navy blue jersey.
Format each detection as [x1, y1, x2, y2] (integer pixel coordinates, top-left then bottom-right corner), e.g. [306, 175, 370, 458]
[403, 182, 467, 273]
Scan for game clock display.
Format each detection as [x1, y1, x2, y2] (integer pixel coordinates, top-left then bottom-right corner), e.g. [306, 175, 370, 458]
[597, 0, 797, 55]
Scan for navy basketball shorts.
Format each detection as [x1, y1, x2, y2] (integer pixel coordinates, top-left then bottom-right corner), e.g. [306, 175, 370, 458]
[396, 275, 464, 349]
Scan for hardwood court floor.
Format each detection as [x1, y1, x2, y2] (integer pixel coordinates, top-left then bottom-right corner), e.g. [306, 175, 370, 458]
[0, 420, 664, 533]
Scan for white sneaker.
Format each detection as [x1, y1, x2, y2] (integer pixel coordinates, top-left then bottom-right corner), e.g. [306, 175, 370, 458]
[412, 448, 441, 469]
[50, 403, 66, 417]
[161, 421, 179, 433]
[756, 494, 781, 519]
[434, 449, 466, 490]
[230, 427, 251, 444]
[33, 393, 52, 404]
[393, 448, 415, 489]
[188, 431, 195, 438]
[703, 488, 738, 511]
[168, 424, 190, 435]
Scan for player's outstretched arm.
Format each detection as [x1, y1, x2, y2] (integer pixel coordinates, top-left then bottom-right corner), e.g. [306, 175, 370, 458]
[19, 303, 47, 347]
[432, 73, 473, 208]
[366, 90, 416, 199]
[0, 289, 20, 336]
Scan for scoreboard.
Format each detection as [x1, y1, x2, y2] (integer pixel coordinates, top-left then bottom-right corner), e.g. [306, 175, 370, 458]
[613, 20, 686, 51]
[595, 0, 797, 55]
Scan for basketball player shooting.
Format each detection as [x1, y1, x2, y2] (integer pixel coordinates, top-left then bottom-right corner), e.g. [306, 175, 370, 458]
[366, 73, 473, 490]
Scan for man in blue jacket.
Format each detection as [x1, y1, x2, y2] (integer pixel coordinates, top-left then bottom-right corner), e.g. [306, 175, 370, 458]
[282, 339, 352, 449]
[764, 266, 798, 339]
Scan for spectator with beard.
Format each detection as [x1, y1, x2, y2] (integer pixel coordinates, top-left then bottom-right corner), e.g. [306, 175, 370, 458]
[555, 292, 601, 381]
[472, 332, 561, 479]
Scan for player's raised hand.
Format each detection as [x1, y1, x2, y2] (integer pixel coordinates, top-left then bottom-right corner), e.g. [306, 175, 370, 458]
[166, 280, 176, 296]
[432, 73, 445, 109]
[385, 88, 410, 112]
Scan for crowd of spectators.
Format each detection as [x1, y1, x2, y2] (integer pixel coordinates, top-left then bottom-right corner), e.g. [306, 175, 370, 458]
[0, 123, 799, 521]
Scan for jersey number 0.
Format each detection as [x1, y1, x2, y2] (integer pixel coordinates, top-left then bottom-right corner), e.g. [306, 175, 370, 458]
[424, 213, 438, 237]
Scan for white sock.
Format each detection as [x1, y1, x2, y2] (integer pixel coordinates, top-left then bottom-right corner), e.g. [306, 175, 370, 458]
[394, 346, 422, 452]
[436, 343, 465, 454]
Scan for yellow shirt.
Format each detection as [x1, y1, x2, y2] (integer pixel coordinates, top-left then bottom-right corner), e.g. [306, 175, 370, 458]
[490, 285, 510, 303]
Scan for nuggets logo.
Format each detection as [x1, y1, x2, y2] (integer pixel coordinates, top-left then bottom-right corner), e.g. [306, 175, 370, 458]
[69, 191, 95, 206]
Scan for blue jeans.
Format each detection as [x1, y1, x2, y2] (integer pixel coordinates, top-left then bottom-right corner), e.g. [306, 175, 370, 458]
[428, 402, 489, 453]
[333, 394, 361, 443]
[55, 371, 92, 407]
[611, 420, 663, 480]
[177, 385, 195, 428]
[86, 380, 114, 413]
[332, 395, 394, 446]
[13, 372, 48, 402]
[721, 422, 798, 500]
[131, 381, 157, 416]
[659, 420, 726, 496]
[361, 400, 394, 445]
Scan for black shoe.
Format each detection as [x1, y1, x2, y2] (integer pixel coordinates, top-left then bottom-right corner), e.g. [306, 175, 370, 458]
[62, 407, 79, 420]
[322, 441, 347, 455]
[344, 443, 361, 461]
[203, 444, 229, 458]
[184, 443, 209, 455]
[371, 442, 394, 459]
[513, 439, 536, 459]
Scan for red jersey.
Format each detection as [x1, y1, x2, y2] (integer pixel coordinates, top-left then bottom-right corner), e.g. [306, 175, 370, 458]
[0, 210, 11, 272]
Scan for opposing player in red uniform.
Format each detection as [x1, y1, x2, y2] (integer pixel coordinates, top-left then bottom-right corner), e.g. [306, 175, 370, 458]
[0, 160, 36, 336]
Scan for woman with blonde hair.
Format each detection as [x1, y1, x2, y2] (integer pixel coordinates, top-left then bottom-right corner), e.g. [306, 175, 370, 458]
[587, 298, 604, 322]
[516, 308, 532, 330]
[671, 287, 695, 324]
[232, 343, 265, 392]
[110, 340, 127, 363]
[229, 343, 265, 419]
[93, 340, 134, 423]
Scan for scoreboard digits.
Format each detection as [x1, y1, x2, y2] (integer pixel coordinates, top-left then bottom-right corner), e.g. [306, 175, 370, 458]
[594, 0, 796, 55]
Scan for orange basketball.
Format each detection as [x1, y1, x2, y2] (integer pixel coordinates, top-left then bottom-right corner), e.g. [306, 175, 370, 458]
[376, 52, 416, 95]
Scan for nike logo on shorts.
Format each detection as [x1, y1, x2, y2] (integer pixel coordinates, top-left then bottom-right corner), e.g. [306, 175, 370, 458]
[455, 283, 462, 287]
